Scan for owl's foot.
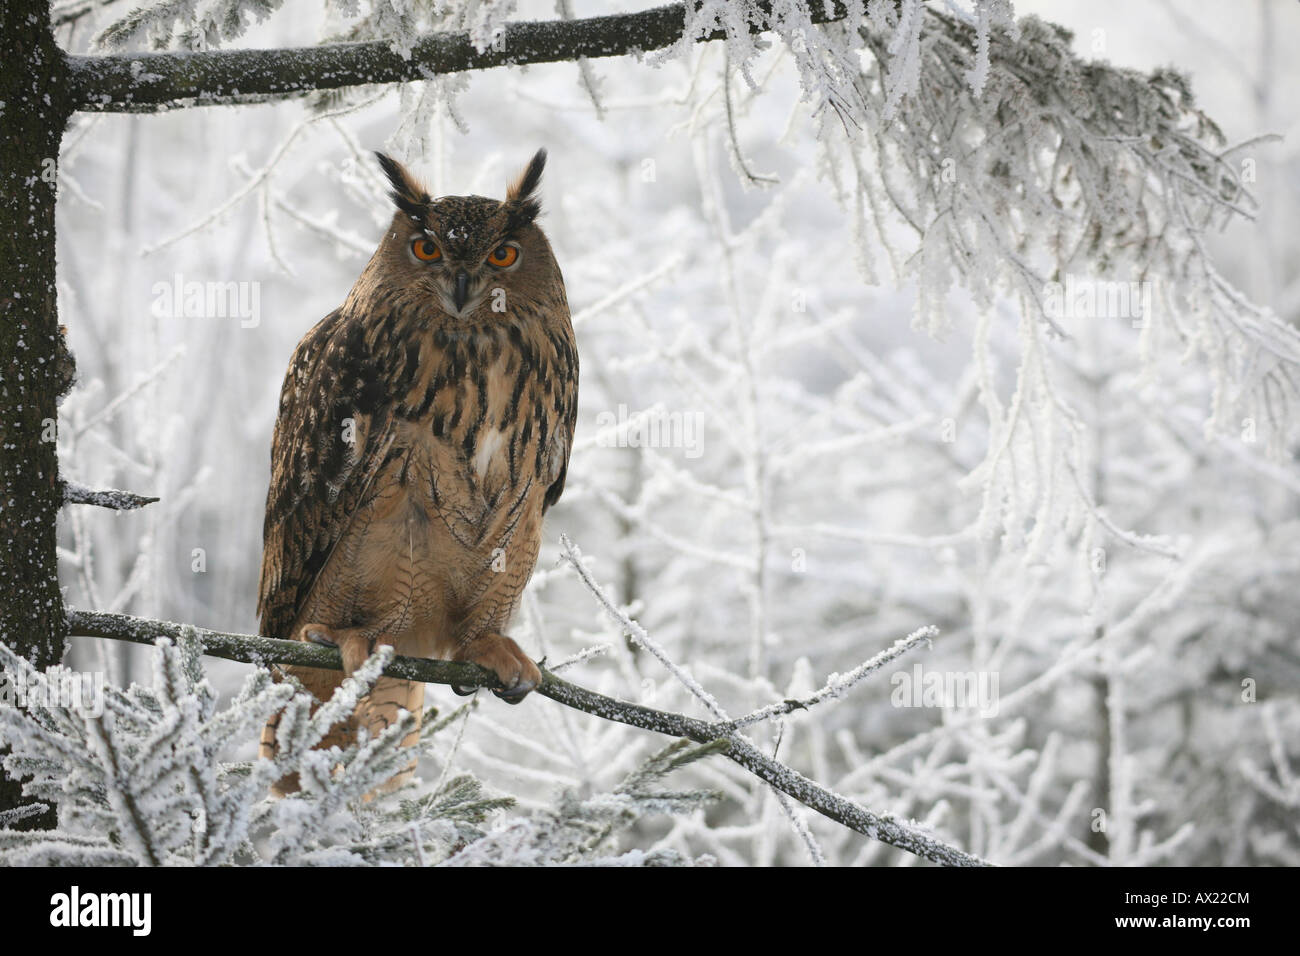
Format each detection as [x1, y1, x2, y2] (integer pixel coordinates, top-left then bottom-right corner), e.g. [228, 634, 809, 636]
[298, 623, 375, 677]
[453, 632, 542, 704]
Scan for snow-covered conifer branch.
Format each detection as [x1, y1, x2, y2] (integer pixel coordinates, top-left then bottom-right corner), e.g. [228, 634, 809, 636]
[0, 637, 727, 865]
[0, 803, 51, 828]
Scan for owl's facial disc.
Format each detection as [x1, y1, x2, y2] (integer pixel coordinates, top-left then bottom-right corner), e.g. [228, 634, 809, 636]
[407, 228, 524, 318]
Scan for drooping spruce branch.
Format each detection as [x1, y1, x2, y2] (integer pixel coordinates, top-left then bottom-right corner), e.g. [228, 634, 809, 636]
[65, 608, 989, 867]
[63, 2, 854, 113]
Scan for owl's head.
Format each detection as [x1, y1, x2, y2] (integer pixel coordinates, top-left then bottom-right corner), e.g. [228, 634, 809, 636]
[366, 149, 558, 320]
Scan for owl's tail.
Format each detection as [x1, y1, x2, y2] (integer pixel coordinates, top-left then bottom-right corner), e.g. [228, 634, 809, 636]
[259, 664, 424, 798]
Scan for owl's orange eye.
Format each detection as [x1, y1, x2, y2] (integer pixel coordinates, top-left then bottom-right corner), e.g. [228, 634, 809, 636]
[487, 244, 519, 268]
[411, 237, 442, 261]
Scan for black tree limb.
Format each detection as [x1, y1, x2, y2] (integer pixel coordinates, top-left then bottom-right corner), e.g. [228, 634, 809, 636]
[63, 2, 853, 113]
[65, 608, 990, 867]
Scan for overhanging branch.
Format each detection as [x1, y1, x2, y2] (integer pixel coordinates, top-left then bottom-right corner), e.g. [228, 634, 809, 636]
[65, 608, 990, 867]
[64, 2, 852, 113]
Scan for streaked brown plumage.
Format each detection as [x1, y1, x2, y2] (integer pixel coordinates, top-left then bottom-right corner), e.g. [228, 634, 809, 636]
[257, 150, 577, 794]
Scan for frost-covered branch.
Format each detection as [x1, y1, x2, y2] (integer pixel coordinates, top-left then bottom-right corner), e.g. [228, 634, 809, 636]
[64, 1, 858, 113]
[65, 608, 988, 866]
[62, 481, 159, 511]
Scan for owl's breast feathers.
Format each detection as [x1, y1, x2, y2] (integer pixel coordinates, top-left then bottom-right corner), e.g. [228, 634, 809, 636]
[257, 295, 577, 642]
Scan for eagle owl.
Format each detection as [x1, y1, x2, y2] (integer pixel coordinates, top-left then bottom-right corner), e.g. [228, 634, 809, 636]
[257, 149, 578, 793]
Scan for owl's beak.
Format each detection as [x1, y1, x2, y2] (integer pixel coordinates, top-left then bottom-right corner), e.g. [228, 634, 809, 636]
[453, 269, 471, 311]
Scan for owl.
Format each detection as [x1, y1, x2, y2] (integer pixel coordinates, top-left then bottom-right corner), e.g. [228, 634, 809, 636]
[257, 149, 578, 794]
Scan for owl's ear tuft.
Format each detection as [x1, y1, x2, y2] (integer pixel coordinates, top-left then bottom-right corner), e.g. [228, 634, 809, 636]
[374, 151, 431, 221]
[505, 148, 546, 225]
[507, 148, 546, 202]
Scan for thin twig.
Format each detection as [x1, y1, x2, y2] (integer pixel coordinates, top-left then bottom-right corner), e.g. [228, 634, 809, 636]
[720, 626, 936, 734]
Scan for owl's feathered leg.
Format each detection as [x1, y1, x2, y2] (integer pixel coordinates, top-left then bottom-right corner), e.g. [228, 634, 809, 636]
[299, 621, 424, 793]
[259, 622, 423, 797]
[259, 661, 359, 797]
[356, 676, 424, 796]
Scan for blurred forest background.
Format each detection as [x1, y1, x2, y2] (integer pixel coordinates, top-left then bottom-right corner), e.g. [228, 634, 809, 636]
[49, 0, 1300, 864]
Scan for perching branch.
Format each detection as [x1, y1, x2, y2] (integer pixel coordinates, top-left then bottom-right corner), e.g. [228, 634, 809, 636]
[62, 481, 158, 511]
[65, 608, 990, 867]
[64, 2, 854, 114]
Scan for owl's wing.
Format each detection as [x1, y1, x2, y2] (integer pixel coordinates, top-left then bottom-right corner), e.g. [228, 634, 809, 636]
[257, 309, 397, 640]
[542, 320, 579, 513]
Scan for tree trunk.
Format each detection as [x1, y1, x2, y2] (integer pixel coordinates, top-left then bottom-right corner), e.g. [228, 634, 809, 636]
[0, 0, 72, 828]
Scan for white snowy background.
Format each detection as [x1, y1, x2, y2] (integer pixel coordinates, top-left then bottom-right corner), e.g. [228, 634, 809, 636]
[30, 0, 1300, 864]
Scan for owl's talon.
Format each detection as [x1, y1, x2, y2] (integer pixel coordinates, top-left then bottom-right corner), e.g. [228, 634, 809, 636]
[297, 623, 376, 676]
[304, 628, 338, 648]
[451, 684, 478, 697]
[493, 681, 535, 705]
[454, 632, 542, 704]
